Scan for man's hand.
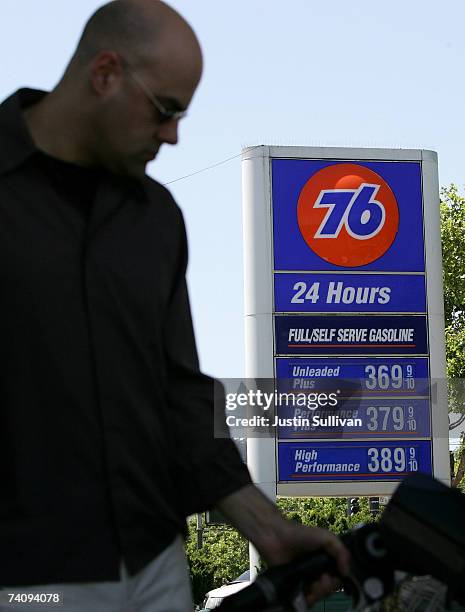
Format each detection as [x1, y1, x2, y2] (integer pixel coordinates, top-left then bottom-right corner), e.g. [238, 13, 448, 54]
[217, 483, 351, 606]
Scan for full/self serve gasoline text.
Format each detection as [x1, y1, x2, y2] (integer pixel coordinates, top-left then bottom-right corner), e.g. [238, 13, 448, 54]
[288, 327, 414, 343]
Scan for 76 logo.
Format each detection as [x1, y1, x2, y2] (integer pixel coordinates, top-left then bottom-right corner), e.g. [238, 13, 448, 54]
[314, 183, 385, 240]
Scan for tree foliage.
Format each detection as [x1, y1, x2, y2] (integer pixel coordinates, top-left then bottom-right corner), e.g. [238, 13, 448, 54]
[186, 520, 249, 604]
[440, 185, 465, 379]
[440, 185, 465, 486]
[277, 495, 374, 533]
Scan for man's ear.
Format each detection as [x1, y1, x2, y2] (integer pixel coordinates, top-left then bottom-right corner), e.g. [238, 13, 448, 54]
[90, 51, 123, 96]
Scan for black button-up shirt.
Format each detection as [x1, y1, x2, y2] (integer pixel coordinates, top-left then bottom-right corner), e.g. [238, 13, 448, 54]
[0, 89, 251, 586]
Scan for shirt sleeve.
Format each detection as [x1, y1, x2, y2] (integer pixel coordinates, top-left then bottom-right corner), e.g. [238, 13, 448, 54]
[162, 205, 252, 517]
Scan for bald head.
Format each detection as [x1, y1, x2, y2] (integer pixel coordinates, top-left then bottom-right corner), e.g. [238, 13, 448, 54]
[73, 0, 202, 70]
[24, 0, 203, 178]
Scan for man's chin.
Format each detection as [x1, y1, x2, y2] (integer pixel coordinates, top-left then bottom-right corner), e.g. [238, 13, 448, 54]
[126, 165, 148, 179]
[127, 153, 159, 178]
[110, 160, 148, 180]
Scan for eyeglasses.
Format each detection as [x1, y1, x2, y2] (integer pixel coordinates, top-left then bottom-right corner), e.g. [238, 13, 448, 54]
[121, 57, 187, 123]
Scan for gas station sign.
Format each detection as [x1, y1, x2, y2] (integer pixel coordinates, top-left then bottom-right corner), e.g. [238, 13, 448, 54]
[242, 146, 449, 497]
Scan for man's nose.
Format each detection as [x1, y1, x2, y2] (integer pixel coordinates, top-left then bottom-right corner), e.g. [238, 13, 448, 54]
[156, 120, 179, 145]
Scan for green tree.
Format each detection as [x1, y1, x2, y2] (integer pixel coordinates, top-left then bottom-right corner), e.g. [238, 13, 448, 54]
[440, 185, 465, 485]
[440, 185, 465, 334]
[186, 519, 249, 605]
[441, 185, 465, 377]
[277, 495, 374, 533]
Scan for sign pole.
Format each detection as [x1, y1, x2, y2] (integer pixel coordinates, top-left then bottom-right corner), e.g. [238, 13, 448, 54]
[242, 147, 276, 579]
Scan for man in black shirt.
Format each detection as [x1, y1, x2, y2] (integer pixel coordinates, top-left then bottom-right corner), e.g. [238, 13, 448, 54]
[0, 1, 349, 609]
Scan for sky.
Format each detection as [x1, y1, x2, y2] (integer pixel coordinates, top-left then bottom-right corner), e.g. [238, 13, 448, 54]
[1, 0, 464, 378]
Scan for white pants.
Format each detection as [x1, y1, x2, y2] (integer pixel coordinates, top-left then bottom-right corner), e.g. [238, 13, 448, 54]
[0, 536, 193, 612]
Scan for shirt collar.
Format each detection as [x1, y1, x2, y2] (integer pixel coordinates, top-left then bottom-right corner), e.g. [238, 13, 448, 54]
[0, 87, 149, 203]
[0, 88, 42, 175]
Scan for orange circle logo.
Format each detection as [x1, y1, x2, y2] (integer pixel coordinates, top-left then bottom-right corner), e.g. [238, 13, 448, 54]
[297, 164, 399, 267]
